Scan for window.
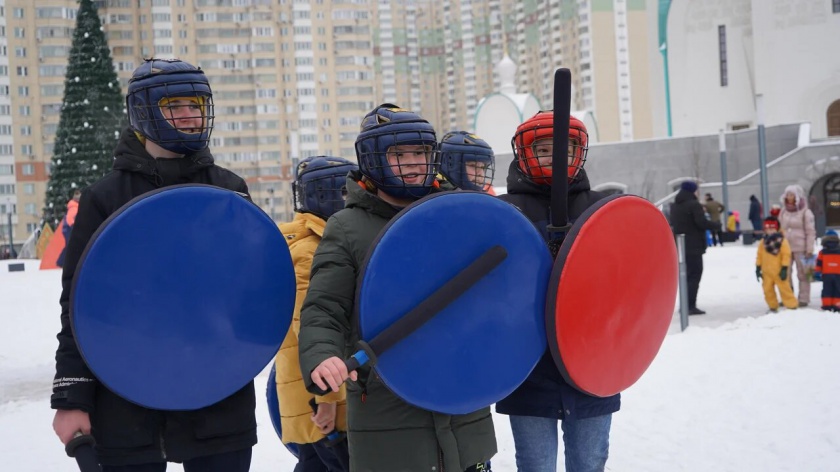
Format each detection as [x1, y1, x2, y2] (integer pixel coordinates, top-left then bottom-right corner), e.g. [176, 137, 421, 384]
[718, 25, 728, 87]
[20, 126, 31, 136]
[15, 47, 25, 57]
[835, 0, 840, 13]
[21, 144, 33, 155]
[0, 164, 12, 175]
[25, 203, 37, 215]
[24, 184, 35, 195]
[18, 86, 29, 97]
[21, 164, 34, 175]
[19, 105, 30, 116]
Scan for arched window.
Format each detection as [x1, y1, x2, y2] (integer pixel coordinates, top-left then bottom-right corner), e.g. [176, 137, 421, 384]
[828, 99, 840, 137]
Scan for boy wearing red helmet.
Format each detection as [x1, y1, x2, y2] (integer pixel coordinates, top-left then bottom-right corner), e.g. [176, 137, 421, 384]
[496, 111, 617, 472]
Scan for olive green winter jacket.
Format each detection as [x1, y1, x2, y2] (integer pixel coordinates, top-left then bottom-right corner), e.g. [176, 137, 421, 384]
[299, 171, 497, 472]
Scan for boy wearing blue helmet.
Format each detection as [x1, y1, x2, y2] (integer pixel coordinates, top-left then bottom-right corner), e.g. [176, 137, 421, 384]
[298, 104, 497, 472]
[51, 59, 255, 471]
[438, 131, 496, 192]
[275, 156, 357, 472]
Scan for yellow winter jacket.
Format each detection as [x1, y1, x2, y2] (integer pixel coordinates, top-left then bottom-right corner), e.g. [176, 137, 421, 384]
[274, 212, 347, 444]
[756, 236, 792, 273]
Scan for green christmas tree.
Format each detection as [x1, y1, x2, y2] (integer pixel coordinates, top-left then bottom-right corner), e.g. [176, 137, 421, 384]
[43, 0, 125, 226]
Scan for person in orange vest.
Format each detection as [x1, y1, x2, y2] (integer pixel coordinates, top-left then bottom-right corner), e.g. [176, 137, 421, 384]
[814, 229, 840, 311]
[756, 216, 798, 313]
[55, 189, 81, 268]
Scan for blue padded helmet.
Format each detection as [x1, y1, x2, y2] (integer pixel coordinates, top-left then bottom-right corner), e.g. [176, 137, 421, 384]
[293, 156, 358, 220]
[355, 103, 438, 200]
[439, 131, 495, 191]
[126, 58, 214, 154]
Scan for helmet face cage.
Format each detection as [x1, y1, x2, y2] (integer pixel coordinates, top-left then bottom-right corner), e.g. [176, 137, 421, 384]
[292, 156, 358, 220]
[127, 59, 214, 154]
[439, 131, 496, 192]
[355, 105, 439, 200]
[511, 112, 589, 186]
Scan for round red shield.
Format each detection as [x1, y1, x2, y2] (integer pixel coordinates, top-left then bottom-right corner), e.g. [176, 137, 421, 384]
[547, 194, 677, 397]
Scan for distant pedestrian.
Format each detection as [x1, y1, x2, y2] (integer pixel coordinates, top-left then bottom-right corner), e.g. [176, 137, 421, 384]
[779, 185, 816, 307]
[704, 193, 725, 246]
[814, 230, 840, 312]
[670, 181, 721, 315]
[748, 195, 763, 232]
[755, 216, 798, 313]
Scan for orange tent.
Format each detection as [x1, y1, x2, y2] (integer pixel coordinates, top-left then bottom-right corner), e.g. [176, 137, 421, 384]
[40, 220, 65, 270]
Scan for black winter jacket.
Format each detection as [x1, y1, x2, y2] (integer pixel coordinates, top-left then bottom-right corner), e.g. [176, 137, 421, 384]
[51, 128, 256, 466]
[670, 188, 720, 256]
[495, 162, 621, 420]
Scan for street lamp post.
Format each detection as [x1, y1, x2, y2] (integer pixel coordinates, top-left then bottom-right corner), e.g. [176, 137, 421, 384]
[267, 187, 276, 222]
[756, 94, 770, 218]
[5, 199, 15, 259]
[719, 129, 729, 221]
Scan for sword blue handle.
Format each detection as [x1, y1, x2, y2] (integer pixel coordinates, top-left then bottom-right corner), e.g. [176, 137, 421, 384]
[344, 350, 370, 373]
[308, 398, 346, 445]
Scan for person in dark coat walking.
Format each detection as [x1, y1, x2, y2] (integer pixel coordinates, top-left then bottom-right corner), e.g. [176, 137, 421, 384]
[51, 59, 256, 471]
[670, 181, 721, 315]
[749, 195, 763, 232]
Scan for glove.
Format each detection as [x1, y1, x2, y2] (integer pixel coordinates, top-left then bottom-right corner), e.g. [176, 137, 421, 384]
[814, 272, 823, 282]
[755, 266, 762, 282]
[780, 266, 788, 281]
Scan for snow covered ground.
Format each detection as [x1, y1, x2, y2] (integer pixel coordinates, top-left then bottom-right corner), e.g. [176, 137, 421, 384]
[1, 241, 838, 471]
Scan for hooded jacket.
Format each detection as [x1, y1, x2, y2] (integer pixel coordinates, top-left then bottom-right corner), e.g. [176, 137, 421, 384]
[298, 171, 497, 471]
[51, 128, 255, 466]
[779, 185, 816, 254]
[494, 161, 621, 420]
[275, 212, 347, 445]
[670, 188, 720, 256]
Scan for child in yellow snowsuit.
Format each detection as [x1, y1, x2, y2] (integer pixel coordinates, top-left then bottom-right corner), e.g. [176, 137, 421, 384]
[756, 216, 798, 312]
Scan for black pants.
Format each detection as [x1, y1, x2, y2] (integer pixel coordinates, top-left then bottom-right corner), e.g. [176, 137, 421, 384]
[686, 254, 704, 308]
[710, 229, 723, 246]
[294, 437, 350, 472]
[102, 448, 252, 472]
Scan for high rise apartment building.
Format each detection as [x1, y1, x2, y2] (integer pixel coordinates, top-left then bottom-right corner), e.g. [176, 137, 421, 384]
[0, 0, 655, 250]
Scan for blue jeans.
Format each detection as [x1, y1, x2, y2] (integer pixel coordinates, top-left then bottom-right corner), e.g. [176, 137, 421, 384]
[509, 414, 611, 472]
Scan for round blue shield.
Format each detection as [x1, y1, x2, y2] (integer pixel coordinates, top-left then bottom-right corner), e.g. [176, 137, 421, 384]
[71, 185, 295, 410]
[356, 191, 551, 414]
[266, 365, 301, 458]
